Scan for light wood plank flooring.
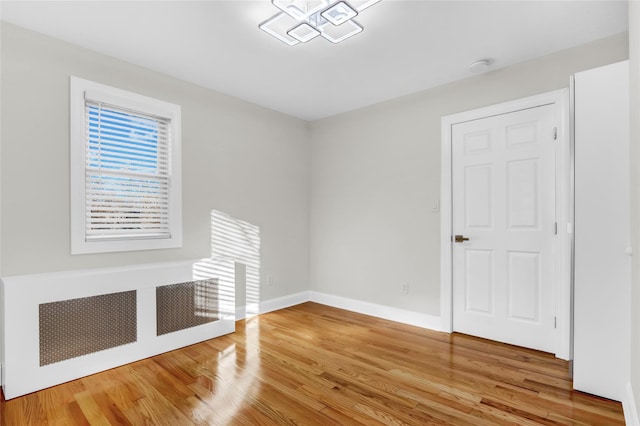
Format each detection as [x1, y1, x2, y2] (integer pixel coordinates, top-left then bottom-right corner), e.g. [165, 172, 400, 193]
[0, 302, 625, 425]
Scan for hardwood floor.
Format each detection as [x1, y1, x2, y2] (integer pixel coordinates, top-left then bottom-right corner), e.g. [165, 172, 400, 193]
[0, 302, 625, 425]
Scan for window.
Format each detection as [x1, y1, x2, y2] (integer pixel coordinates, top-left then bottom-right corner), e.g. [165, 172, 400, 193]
[70, 77, 182, 254]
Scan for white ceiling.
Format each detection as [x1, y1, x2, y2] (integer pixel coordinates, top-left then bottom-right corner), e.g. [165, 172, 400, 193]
[0, 1, 629, 121]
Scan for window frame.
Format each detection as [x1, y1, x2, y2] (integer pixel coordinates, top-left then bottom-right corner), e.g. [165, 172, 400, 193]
[70, 76, 182, 254]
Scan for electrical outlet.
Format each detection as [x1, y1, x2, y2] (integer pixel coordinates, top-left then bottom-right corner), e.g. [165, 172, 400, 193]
[401, 282, 409, 295]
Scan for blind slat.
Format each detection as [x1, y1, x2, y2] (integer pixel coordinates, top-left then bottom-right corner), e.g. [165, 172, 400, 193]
[85, 127, 168, 147]
[86, 168, 169, 181]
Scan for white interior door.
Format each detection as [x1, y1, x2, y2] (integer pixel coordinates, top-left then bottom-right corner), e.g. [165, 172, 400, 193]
[451, 104, 556, 353]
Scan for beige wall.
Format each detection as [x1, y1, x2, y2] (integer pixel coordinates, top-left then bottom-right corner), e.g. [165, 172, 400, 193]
[0, 23, 310, 303]
[629, 0, 640, 414]
[309, 33, 629, 316]
[0, 20, 635, 376]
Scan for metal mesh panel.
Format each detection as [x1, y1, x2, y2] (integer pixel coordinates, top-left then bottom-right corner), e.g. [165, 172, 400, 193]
[156, 279, 219, 336]
[39, 290, 137, 366]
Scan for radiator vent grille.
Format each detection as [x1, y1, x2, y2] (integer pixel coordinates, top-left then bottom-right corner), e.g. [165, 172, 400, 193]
[156, 279, 219, 336]
[39, 291, 137, 366]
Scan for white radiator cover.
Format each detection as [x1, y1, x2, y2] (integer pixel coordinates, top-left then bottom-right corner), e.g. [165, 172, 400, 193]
[0, 259, 235, 399]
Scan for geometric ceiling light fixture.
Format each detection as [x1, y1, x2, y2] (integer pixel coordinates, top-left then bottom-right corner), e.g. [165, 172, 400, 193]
[322, 1, 358, 25]
[288, 22, 321, 43]
[259, 0, 381, 46]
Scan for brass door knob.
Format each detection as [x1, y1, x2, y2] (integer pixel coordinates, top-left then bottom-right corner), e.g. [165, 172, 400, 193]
[454, 235, 470, 243]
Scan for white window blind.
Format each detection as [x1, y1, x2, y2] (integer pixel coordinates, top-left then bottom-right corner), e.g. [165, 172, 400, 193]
[84, 99, 171, 241]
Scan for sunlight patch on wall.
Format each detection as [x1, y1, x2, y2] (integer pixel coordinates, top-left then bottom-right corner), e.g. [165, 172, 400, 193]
[192, 257, 235, 321]
[210, 210, 261, 318]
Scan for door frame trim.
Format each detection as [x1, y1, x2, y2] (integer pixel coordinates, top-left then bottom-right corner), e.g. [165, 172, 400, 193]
[440, 89, 571, 360]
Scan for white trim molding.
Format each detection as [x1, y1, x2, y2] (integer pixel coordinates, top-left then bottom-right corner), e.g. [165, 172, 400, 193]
[236, 291, 311, 320]
[241, 290, 444, 332]
[440, 89, 572, 360]
[259, 291, 310, 315]
[70, 76, 183, 254]
[309, 291, 443, 332]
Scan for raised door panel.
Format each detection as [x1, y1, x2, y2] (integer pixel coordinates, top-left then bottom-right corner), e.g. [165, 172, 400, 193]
[465, 165, 493, 229]
[507, 251, 540, 322]
[507, 159, 539, 229]
[464, 249, 493, 315]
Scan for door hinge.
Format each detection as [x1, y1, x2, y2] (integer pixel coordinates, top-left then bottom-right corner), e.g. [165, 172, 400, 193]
[553, 127, 558, 140]
[554, 317, 557, 329]
[554, 222, 557, 235]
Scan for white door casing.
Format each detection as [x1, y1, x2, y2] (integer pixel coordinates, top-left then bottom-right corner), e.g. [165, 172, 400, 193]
[441, 90, 571, 359]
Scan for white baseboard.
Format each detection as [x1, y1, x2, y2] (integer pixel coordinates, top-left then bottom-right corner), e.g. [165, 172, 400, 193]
[260, 291, 310, 315]
[236, 291, 443, 333]
[236, 291, 310, 320]
[623, 382, 640, 426]
[235, 305, 247, 321]
[309, 291, 443, 332]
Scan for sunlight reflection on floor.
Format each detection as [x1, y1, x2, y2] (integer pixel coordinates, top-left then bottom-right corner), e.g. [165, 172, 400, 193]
[188, 210, 262, 423]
